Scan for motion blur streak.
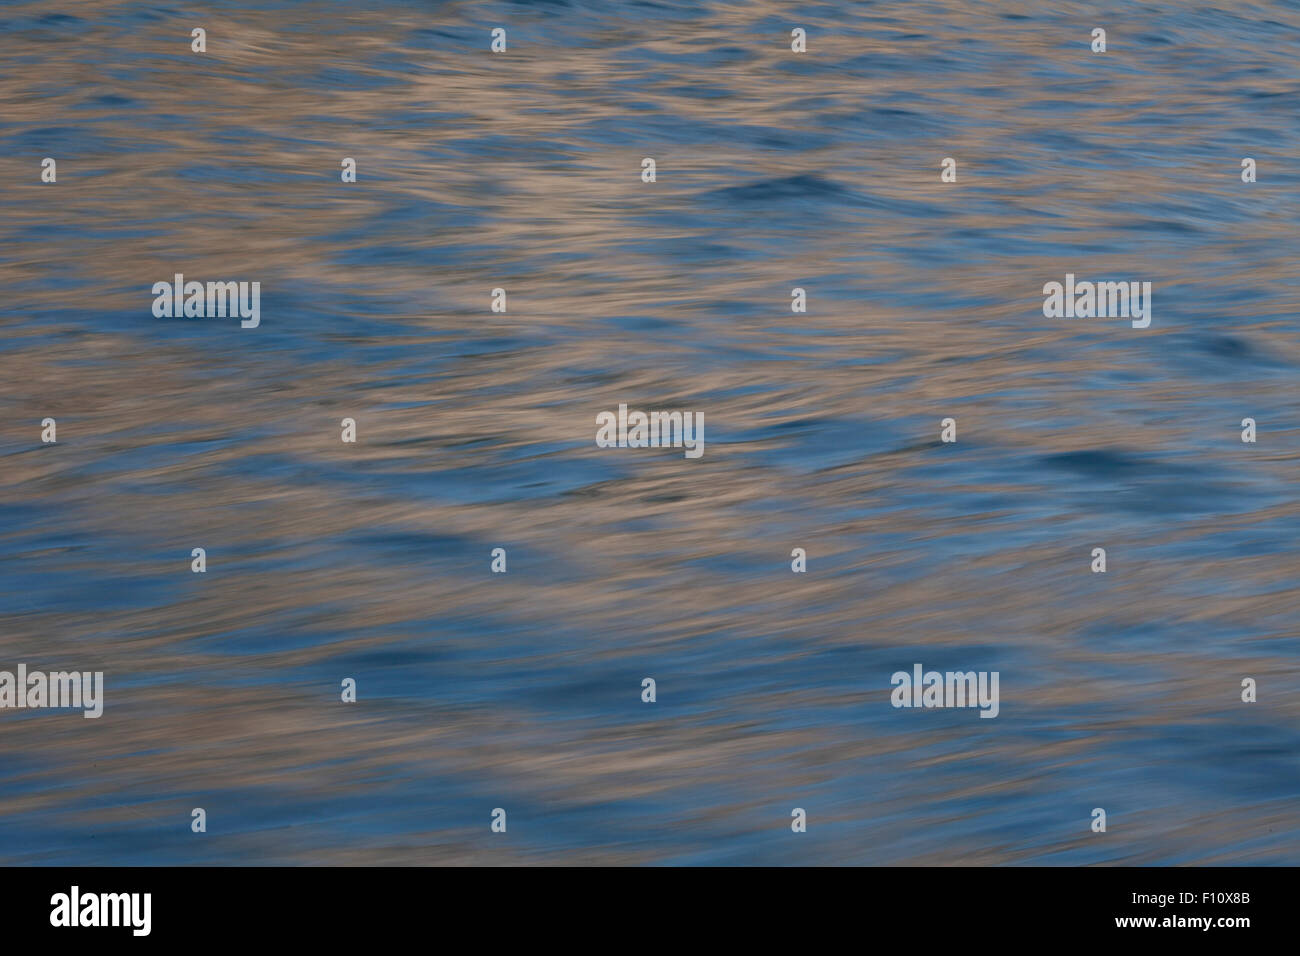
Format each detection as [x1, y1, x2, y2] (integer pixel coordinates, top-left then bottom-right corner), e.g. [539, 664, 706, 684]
[0, 0, 1297, 864]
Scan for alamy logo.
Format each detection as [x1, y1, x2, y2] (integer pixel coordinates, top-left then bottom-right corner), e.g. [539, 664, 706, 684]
[1043, 274, 1151, 328]
[50, 886, 150, 936]
[890, 664, 999, 718]
[595, 403, 704, 458]
[0, 664, 103, 718]
[152, 274, 260, 328]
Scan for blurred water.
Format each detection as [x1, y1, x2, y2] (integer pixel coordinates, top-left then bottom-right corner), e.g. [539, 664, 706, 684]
[0, 0, 1298, 864]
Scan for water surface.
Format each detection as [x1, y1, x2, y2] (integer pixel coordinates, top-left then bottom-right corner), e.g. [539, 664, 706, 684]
[0, 0, 1297, 864]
